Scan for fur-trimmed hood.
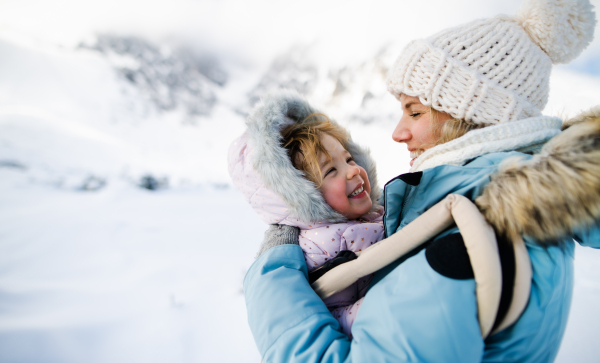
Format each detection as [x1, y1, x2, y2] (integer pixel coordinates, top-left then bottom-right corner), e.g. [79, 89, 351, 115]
[476, 105, 600, 244]
[228, 89, 381, 227]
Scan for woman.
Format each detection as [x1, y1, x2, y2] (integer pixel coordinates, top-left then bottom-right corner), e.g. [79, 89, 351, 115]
[243, 0, 600, 361]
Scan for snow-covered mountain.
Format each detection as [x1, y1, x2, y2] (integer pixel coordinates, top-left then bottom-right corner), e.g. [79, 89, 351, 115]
[80, 35, 224, 119]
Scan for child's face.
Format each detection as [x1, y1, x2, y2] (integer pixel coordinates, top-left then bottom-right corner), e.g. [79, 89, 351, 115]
[318, 133, 372, 219]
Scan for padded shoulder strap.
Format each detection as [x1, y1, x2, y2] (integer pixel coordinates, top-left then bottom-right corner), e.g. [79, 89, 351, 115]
[491, 236, 532, 335]
[311, 194, 531, 338]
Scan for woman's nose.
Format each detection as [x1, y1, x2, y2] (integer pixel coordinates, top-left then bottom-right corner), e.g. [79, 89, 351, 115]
[392, 119, 411, 143]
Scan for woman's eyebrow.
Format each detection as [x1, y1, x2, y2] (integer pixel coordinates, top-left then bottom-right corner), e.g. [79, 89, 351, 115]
[404, 102, 416, 109]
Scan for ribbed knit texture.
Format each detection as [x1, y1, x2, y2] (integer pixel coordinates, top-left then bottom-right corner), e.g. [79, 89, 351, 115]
[256, 225, 299, 259]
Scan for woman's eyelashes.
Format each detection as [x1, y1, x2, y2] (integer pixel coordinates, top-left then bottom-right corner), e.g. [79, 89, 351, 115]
[410, 112, 422, 118]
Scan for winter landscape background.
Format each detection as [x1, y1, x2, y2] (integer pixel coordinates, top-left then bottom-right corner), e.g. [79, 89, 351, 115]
[1, 0, 600, 362]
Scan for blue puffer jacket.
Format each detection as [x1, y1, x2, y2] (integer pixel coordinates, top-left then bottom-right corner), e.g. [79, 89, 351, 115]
[244, 151, 600, 362]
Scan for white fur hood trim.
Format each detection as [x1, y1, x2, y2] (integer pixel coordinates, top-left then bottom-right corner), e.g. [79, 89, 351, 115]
[411, 116, 562, 172]
[228, 89, 381, 226]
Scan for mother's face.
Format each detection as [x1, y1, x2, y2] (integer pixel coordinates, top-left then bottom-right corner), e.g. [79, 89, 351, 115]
[392, 95, 452, 167]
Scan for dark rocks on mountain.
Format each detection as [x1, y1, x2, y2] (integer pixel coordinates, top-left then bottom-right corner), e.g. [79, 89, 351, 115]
[246, 44, 397, 126]
[80, 35, 226, 118]
[248, 46, 319, 107]
[361, 91, 375, 107]
[180, 49, 228, 87]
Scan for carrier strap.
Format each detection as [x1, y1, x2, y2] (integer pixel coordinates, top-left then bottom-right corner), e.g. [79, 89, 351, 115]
[311, 194, 531, 338]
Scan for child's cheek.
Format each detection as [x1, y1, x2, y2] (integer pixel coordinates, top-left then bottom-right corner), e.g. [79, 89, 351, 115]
[322, 179, 349, 212]
[333, 178, 347, 201]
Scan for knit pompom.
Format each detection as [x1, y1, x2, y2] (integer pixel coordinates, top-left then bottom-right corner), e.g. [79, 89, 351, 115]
[516, 0, 596, 64]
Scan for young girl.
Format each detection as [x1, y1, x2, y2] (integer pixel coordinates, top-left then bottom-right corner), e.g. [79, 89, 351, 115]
[228, 91, 384, 337]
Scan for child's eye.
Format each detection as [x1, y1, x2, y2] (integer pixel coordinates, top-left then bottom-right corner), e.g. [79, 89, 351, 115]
[346, 157, 355, 164]
[324, 167, 335, 177]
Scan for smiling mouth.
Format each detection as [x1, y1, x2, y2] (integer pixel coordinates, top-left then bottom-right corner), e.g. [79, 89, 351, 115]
[348, 185, 364, 198]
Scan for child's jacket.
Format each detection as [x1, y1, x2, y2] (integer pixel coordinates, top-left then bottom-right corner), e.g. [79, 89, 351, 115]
[228, 90, 384, 327]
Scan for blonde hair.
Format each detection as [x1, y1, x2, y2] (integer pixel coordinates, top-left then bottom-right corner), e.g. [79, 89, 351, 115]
[430, 108, 490, 146]
[281, 113, 349, 187]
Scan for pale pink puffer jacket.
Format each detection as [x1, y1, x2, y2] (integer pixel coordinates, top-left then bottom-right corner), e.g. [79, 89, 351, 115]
[228, 90, 384, 336]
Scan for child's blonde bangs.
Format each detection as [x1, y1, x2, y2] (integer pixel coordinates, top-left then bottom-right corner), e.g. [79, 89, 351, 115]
[281, 113, 349, 187]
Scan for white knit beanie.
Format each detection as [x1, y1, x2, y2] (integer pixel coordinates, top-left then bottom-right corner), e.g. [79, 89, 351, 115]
[387, 0, 596, 125]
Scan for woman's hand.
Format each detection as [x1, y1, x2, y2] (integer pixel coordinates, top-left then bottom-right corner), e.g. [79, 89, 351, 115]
[256, 224, 299, 258]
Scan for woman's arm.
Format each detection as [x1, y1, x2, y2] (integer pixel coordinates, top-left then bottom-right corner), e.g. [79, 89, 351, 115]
[244, 244, 351, 362]
[244, 244, 484, 362]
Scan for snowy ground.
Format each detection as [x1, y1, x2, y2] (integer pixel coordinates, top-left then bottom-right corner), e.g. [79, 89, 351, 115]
[0, 170, 262, 363]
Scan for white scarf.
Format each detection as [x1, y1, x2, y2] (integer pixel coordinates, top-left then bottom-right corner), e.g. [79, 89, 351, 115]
[410, 116, 563, 172]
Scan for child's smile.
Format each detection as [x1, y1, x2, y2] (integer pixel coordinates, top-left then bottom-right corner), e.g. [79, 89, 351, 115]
[348, 184, 366, 198]
[318, 134, 372, 219]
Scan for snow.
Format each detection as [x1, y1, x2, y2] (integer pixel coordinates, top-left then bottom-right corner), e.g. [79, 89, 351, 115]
[0, 0, 599, 361]
[0, 172, 262, 362]
[557, 244, 600, 363]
